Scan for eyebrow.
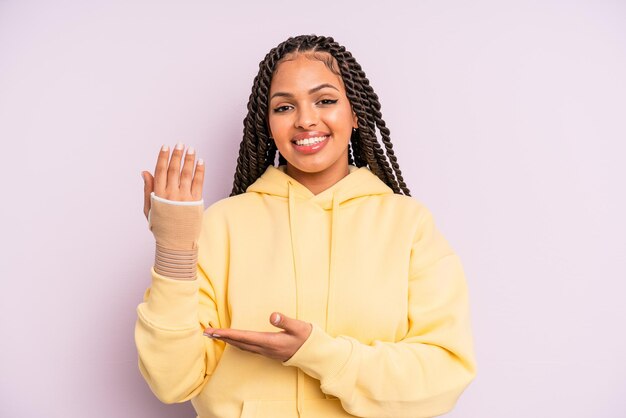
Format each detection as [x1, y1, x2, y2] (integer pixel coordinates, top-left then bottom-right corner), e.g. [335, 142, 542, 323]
[270, 83, 339, 100]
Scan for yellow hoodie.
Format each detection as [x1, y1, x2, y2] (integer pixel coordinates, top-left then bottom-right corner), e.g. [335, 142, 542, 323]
[135, 165, 476, 418]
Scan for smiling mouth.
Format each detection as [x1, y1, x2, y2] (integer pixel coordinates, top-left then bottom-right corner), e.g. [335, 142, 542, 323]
[292, 135, 329, 146]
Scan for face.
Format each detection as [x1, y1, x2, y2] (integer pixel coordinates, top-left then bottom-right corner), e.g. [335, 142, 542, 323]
[268, 52, 358, 186]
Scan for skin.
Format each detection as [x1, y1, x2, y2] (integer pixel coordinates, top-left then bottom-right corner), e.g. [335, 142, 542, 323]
[268, 52, 358, 195]
[141, 52, 358, 362]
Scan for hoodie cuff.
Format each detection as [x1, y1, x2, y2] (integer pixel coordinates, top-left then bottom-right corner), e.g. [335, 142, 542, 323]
[283, 324, 353, 382]
[137, 267, 200, 331]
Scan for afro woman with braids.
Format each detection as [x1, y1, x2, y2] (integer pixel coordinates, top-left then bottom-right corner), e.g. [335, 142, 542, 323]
[137, 35, 476, 417]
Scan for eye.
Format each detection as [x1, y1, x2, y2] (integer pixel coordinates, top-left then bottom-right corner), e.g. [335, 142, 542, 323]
[273, 105, 292, 113]
[318, 99, 338, 106]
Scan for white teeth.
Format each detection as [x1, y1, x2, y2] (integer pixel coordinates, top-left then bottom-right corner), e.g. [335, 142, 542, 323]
[294, 136, 328, 146]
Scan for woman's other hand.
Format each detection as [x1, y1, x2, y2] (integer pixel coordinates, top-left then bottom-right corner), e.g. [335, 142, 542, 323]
[142, 143, 205, 219]
[203, 313, 313, 362]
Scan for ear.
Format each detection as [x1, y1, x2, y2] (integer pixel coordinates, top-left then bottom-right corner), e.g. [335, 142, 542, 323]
[352, 111, 358, 129]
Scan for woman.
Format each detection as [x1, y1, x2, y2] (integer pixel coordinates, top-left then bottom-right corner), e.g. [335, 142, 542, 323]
[136, 34, 476, 418]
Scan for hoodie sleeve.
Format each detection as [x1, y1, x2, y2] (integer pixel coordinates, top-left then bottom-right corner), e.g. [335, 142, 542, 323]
[134, 266, 225, 404]
[283, 208, 477, 418]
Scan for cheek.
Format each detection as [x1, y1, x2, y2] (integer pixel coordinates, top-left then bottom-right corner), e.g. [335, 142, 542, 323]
[268, 116, 287, 138]
[268, 117, 294, 153]
[327, 105, 356, 135]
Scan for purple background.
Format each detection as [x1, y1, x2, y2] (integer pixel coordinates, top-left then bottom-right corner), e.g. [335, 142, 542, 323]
[1, 1, 625, 417]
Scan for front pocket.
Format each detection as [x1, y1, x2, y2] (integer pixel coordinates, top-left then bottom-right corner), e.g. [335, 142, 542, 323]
[240, 400, 295, 418]
[240, 398, 349, 418]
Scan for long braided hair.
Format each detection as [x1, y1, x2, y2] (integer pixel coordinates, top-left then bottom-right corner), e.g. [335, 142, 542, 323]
[230, 34, 411, 196]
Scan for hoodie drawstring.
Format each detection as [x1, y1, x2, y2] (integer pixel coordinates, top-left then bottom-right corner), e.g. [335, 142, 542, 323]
[325, 193, 340, 334]
[287, 182, 305, 418]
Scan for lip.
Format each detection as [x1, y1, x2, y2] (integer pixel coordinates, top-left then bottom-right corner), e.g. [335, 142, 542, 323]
[291, 131, 331, 142]
[291, 134, 331, 155]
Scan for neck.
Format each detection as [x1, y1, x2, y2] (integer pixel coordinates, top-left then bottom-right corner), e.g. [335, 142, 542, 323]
[285, 162, 350, 195]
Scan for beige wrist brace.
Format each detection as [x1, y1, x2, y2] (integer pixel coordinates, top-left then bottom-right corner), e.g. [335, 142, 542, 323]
[148, 195, 204, 280]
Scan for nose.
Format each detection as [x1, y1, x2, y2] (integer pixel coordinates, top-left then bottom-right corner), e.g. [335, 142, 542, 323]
[294, 104, 318, 129]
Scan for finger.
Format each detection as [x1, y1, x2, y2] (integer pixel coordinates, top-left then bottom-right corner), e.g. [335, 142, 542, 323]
[212, 334, 296, 362]
[212, 336, 269, 356]
[142, 171, 154, 220]
[179, 146, 195, 195]
[204, 328, 274, 348]
[166, 142, 185, 190]
[154, 145, 170, 196]
[191, 158, 205, 200]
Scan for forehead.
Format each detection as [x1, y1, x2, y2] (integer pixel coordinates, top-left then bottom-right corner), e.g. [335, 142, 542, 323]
[270, 53, 345, 94]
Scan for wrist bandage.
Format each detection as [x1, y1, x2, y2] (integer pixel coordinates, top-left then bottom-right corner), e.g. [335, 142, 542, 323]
[148, 193, 204, 280]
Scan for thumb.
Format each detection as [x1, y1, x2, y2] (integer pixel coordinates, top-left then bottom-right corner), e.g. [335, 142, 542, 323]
[270, 312, 295, 332]
[142, 171, 154, 220]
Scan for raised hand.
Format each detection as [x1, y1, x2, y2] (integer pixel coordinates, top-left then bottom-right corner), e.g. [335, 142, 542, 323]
[142, 143, 205, 219]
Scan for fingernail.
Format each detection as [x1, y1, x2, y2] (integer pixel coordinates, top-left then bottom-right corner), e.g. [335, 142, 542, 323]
[161, 144, 168, 152]
[141, 172, 145, 181]
[197, 158, 204, 165]
[175, 142, 184, 150]
[187, 146, 195, 155]
[273, 313, 281, 325]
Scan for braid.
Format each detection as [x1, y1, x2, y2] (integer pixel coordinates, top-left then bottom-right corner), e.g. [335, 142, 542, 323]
[230, 35, 410, 196]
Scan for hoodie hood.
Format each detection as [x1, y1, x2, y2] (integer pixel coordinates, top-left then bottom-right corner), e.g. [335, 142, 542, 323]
[246, 165, 393, 208]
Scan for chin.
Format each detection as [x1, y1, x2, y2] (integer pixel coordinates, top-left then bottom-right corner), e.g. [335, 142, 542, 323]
[288, 156, 348, 175]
